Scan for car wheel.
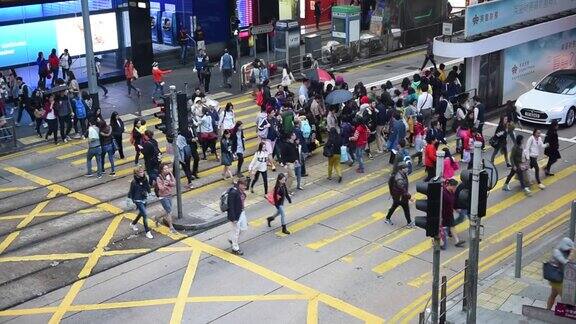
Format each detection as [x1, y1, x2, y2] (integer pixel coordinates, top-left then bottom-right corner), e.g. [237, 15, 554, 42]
[566, 107, 575, 128]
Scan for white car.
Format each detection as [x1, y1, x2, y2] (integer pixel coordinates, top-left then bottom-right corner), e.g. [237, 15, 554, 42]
[515, 69, 576, 127]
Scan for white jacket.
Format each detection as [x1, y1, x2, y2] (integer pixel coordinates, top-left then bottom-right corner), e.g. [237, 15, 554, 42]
[524, 134, 546, 158]
[281, 68, 295, 87]
[249, 150, 269, 172]
[219, 109, 235, 130]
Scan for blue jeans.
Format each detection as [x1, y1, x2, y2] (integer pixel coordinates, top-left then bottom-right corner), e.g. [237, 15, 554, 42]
[180, 45, 188, 64]
[272, 205, 287, 225]
[153, 82, 164, 98]
[132, 201, 150, 232]
[86, 146, 103, 176]
[147, 168, 159, 186]
[295, 164, 302, 188]
[102, 143, 115, 172]
[355, 146, 365, 171]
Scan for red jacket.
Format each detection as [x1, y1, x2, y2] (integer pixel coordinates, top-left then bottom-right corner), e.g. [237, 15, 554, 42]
[424, 143, 437, 167]
[48, 54, 59, 70]
[152, 67, 171, 83]
[352, 124, 368, 147]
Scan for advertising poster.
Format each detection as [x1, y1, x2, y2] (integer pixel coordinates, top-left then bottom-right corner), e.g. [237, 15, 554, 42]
[0, 12, 118, 68]
[465, 0, 576, 37]
[502, 28, 576, 103]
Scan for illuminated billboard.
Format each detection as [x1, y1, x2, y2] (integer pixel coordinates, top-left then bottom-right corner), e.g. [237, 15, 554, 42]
[0, 12, 119, 68]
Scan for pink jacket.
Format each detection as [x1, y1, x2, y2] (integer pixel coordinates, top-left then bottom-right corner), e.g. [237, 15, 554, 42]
[443, 158, 459, 179]
[155, 172, 176, 197]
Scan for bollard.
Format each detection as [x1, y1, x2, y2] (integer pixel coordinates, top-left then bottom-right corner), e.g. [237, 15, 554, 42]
[440, 275, 447, 324]
[570, 201, 576, 242]
[462, 259, 468, 311]
[515, 232, 523, 278]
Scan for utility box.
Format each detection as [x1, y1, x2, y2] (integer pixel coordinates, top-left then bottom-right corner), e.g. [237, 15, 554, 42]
[304, 33, 322, 59]
[275, 20, 301, 71]
[331, 5, 361, 46]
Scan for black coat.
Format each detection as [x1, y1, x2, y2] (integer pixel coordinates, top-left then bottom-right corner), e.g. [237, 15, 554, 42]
[544, 130, 561, 160]
[111, 118, 125, 137]
[227, 186, 244, 221]
[128, 175, 151, 201]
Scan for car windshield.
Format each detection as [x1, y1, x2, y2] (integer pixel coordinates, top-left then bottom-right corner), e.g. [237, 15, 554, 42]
[536, 74, 576, 95]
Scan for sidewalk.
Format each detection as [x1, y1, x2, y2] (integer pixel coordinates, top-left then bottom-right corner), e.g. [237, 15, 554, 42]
[444, 229, 574, 324]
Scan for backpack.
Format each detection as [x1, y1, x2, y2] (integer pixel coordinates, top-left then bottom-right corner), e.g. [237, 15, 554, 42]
[443, 99, 454, 119]
[256, 90, 264, 106]
[301, 119, 312, 139]
[257, 118, 269, 139]
[220, 188, 232, 212]
[323, 142, 334, 157]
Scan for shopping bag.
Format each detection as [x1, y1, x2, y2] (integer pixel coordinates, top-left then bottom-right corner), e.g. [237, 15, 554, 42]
[238, 211, 248, 231]
[340, 145, 350, 163]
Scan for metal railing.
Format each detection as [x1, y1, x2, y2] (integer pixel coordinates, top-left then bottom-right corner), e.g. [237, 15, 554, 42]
[0, 116, 18, 152]
[419, 259, 471, 324]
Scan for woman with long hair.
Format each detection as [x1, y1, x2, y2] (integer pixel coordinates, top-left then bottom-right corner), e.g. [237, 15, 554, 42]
[128, 165, 153, 239]
[131, 118, 146, 164]
[266, 173, 291, 235]
[544, 120, 560, 176]
[248, 142, 269, 194]
[110, 111, 125, 159]
[219, 102, 236, 135]
[503, 134, 531, 195]
[154, 162, 177, 233]
[220, 129, 234, 179]
[99, 119, 116, 176]
[490, 115, 511, 167]
[525, 128, 547, 189]
[442, 147, 459, 179]
[231, 121, 245, 176]
[124, 59, 141, 97]
[325, 127, 343, 182]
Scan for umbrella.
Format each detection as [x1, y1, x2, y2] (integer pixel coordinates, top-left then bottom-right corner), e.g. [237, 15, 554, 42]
[325, 89, 353, 105]
[303, 68, 333, 83]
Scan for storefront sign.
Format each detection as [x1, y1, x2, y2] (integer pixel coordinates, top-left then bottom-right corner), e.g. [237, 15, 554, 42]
[501, 28, 576, 104]
[555, 303, 576, 320]
[250, 24, 273, 35]
[465, 0, 576, 38]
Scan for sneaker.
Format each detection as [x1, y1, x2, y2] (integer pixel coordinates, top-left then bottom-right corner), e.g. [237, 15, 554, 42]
[170, 228, 178, 234]
[81, 136, 86, 140]
[15, 122, 20, 127]
[145, 231, 153, 239]
[327, 177, 332, 180]
[503, 184, 511, 191]
[523, 187, 532, 195]
[63, 138, 68, 143]
[28, 122, 35, 126]
[338, 176, 342, 183]
[232, 249, 244, 256]
[455, 241, 466, 248]
[297, 186, 304, 190]
[72, 134, 81, 139]
[384, 219, 394, 226]
[506, 163, 512, 168]
[66, 136, 71, 141]
[85, 173, 94, 177]
[109, 172, 116, 177]
[131, 223, 138, 231]
[407, 221, 415, 228]
[97, 174, 103, 179]
[43, 123, 48, 128]
[538, 183, 546, 189]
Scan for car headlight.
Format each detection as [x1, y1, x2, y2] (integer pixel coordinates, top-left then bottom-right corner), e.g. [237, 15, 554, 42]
[515, 99, 523, 110]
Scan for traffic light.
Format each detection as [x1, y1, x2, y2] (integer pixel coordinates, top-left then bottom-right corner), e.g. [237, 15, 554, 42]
[414, 180, 442, 237]
[455, 169, 489, 218]
[154, 96, 172, 136]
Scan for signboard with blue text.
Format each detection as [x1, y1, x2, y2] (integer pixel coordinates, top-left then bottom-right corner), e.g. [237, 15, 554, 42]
[501, 28, 576, 103]
[465, 0, 576, 38]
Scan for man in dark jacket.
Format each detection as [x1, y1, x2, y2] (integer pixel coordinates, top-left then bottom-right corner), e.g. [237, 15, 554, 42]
[227, 177, 247, 255]
[141, 130, 161, 185]
[280, 133, 299, 192]
[384, 162, 413, 226]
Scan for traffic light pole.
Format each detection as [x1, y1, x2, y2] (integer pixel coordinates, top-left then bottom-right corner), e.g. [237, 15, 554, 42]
[431, 149, 445, 324]
[80, 0, 100, 109]
[169, 86, 183, 219]
[466, 141, 483, 323]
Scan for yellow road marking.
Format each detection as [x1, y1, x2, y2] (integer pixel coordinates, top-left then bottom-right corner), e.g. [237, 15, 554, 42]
[0, 186, 37, 193]
[0, 232, 19, 254]
[48, 279, 85, 324]
[170, 248, 202, 324]
[307, 296, 319, 324]
[394, 209, 570, 323]
[4, 166, 53, 186]
[408, 207, 572, 289]
[371, 164, 576, 275]
[306, 212, 386, 250]
[0, 253, 91, 263]
[16, 200, 51, 229]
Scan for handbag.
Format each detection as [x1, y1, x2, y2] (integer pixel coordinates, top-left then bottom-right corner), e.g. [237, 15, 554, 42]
[124, 197, 135, 210]
[340, 145, 350, 163]
[266, 192, 276, 205]
[133, 68, 139, 79]
[199, 132, 217, 142]
[543, 262, 563, 283]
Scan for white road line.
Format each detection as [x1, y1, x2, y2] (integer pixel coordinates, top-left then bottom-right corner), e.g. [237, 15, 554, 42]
[484, 122, 576, 144]
[364, 58, 464, 89]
